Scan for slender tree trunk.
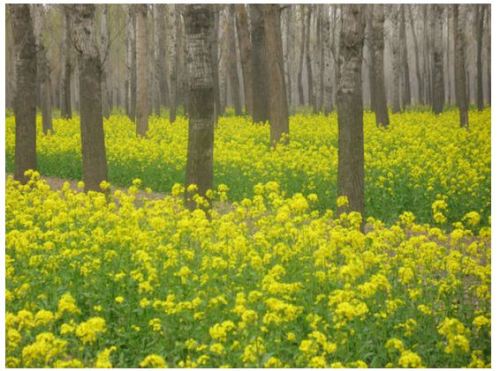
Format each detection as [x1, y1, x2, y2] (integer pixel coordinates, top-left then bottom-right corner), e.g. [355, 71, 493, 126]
[235, 4, 253, 116]
[10, 4, 37, 183]
[71, 4, 108, 192]
[409, 5, 423, 105]
[135, 5, 149, 136]
[61, 6, 72, 119]
[227, 5, 242, 115]
[454, 5, 469, 128]
[297, 5, 305, 106]
[390, 5, 401, 114]
[210, 7, 221, 118]
[372, 5, 389, 127]
[100, 5, 110, 118]
[129, 6, 137, 122]
[423, 5, 432, 106]
[400, 5, 411, 108]
[157, 5, 169, 110]
[250, 5, 269, 123]
[431, 5, 445, 114]
[476, 5, 485, 111]
[184, 5, 215, 210]
[168, 5, 178, 123]
[263, 4, 289, 146]
[337, 5, 365, 216]
[366, 8, 377, 112]
[323, 6, 334, 113]
[305, 6, 314, 108]
[317, 7, 325, 113]
[284, 7, 293, 108]
[486, 6, 491, 106]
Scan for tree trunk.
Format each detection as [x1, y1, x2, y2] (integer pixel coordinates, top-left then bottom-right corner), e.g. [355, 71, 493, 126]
[454, 5, 469, 128]
[400, 5, 411, 108]
[10, 4, 37, 184]
[128, 6, 137, 122]
[100, 5, 110, 118]
[210, 7, 221, 119]
[297, 5, 305, 106]
[227, 5, 242, 115]
[409, 5, 423, 105]
[323, 6, 334, 113]
[431, 5, 445, 114]
[476, 5, 485, 111]
[61, 6, 72, 119]
[337, 5, 365, 216]
[135, 5, 149, 136]
[184, 5, 215, 210]
[390, 5, 401, 114]
[250, 5, 269, 123]
[305, 6, 314, 108]
[372, 5, 389, 127]
[235, 4, 253, 116]
[157, 5, 169, 110]
[71, 4, 108, 192]
[366, 8, 377, 112]
[317, 6, 325, 113]
[263, 5, 289, 146]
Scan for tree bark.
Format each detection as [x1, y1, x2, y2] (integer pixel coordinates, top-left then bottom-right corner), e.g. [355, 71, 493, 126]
[184, 5, 215, 210]
[476, 5, 485, 111]
[61, 6, 72, 119]
[337, 4, 365, 216]
[305, 6, 314, 108]
[128, 6, 137, 122]
[235, 4, 253, 116]
[408, 5, 423, 105]
[372, 5, 389, 127]
[390, 5, 401, 114]
[263, 5, 289, 147]
[249, 5, 269, 123]
[157, 5, 169, 110]
[431, 5, 445, 114]
[135, 4, 149, 136]
[317, 6, 324, 113]
[10, 4, 37, 184]
[100, 5, 110, 118]
[365, 8, 377, 112]
[400, 5, 411, 108]
[210, 7, 221, 118]
[168, 5, 178, 123]
[70, 4, 108, 192]
[453, 5, 469, 128]
[227, 5, 242, 115]
[297, 5, 305, 106]
[322, 6, 334, 113]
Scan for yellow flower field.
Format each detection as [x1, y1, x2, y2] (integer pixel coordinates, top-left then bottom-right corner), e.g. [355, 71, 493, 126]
[6, 170, 490, 367]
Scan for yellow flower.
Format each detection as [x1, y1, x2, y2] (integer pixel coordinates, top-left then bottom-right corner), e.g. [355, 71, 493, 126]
[75, 317, 106, 344]
[398, 350, 424, 368]
[115, 296, 125, 304]
[95, 346, 117, 368]
[140, 354, 167, 368]
[56, 292, 80, 317]
[22, 332, 67, 367]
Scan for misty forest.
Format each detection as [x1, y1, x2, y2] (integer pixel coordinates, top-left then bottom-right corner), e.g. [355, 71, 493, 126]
[5, 4, 491, 368]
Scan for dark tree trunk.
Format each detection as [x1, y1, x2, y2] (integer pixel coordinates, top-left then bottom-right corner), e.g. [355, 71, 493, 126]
[431, 5, 445, 114]
[372, 5, 389, 127]
[390, 5, 401, 114]
[249, 5, 269, 123]
[135, 4, 149, 136]
[297, 5, 305, 106]
[100, 5, 110, 118]
[235, 4, 253, 116]
[61, 6, 72, 119]
[454, 5, 469, 128]
[157, 5, 169, 109]
[366, 8, 377, 112]
[210, 7, 221, 119]
[337, 5, 365, 216]
[184, 5, 215, 210]
[263, 4, 289, 146]
[409, 5, 423, 105]
[71, 4, 108, 192]
[400, 5, 411, 108]
[227, 5, 242, 115]
[476, 5, 485, 111]
[10, 4, 37, 184]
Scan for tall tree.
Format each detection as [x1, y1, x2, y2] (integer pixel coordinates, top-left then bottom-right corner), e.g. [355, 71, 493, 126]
[71, 4, 108, 192]
[263, 4, 289, 146]
[135, 4, 149, 136]
[235, 4, 253, 116]
[210, 7, 221, 118]
[297, 5, 306, 106]
[10, 4, 37, 183]
[249, 5, 269, 123]
[100, 5, 110, 118]
[365, 8, 377, 112]
[453, 5, 469, 128]
[168, 5, 178, 123]
[156, 5, 169, 110]
[227, 5, 242, 115]
[184, 5, 215, 210]
[431, 5, 445, 114]
[337, 5, 365, 215]
[400, 5, 411, 108]
[390, 5, 401, 114]
[61, 6, 72, 119]
[408, 5, 423, 105]
[127, 6, 137, 121]
[322, 6, 334, 113]
[371, 4, 389, 127]
[304, 6, 314, 108]
[476, 5, 485, 111]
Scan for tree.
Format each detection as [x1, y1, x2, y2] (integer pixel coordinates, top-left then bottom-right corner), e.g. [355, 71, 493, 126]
[156, 5, 169, 110]
[371, 4, 389, 127]
[100, 4, 110, 118]
[126, 6, 137, 121]
[235, 4, 253, 116]
[337, 5, 365, 215]
[135, 4, 149, 136]
[10, 4, 37, 184]
[453, 5, 469, 128]
[263, 4, 289, 146]
[390, 5, 401, 114]
[476, 5, 485, 111]
[431, 5, 445, 114]
[168, 5, 178, 123]
[400, 5, 411, 108]
[408, 5, 423, 105]
[210, 7, 221, 118]
[61, 6, 72, 119]
[304, 6, 314, 108]
[365, 8, 377, 112]
[227, 5, 242, 115]
[184, 5, 215, 210]
[70, 4, 108, 192]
